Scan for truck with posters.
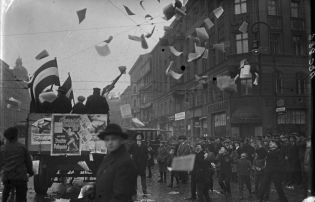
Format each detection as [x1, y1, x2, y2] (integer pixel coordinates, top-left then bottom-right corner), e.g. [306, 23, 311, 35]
[27, 113, 108, 195]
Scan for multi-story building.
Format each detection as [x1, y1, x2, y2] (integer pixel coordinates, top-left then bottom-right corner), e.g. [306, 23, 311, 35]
[107, 96, 122, 125]
[0, 58, 30, 140]
[128, 53, 152, 126]
[147, 0, 311, 139]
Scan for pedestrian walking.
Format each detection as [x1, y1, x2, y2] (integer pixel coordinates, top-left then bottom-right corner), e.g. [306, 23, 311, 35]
[157, 142, 168, 183]
[0, 127, 34, 202]
[146, 142, 155, 178]
[79, 123, 137, 202]
[259, 141, 288, 202]
[129, 134, 148, 195]
[194, 144, 211, 202]
[236, 153, 252, 199]
[167, 147, 179, 188]
[216, 146, 232, 196]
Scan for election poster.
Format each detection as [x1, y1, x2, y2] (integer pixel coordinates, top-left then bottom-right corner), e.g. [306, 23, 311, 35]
[30, 115, 52, 145]
[51, 114, 108, 155]
[51, 114, 81, 156]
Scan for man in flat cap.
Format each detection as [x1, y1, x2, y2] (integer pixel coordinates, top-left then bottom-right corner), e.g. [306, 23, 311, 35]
[72, 96, 87, 114]
[80, 123, 137, 202]
[51, 86, 72, 113]
[85, 88, 109, 114]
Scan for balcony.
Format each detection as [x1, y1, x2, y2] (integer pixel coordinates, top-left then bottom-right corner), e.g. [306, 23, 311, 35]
[267, 15, 282, 30]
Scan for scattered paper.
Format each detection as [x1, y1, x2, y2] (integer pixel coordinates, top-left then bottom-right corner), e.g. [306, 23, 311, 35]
[213, 6, 224, 18]
[140, 0, 145, 10]
[35, 49, 49, 60]
[89, 153, 94, 161]
[141, 34, 148, 49]
[6, 97, 21, 110]
[165, 61, 174, 75]
[77, 161, 91, 172]
[128, 35, 142, 42]
[240, 64, 251, 79]
[169, 46, 183, 56]
[169, 70, 183, 80]
[171, 154, 196, 171]
[95, 43, 111, 57]
[163, 3, 175, 20]
[104, 35, 113, 43]
[145, 26, 156, 38]
[187, 44, 205, 62]
[76, 8, 87, 24]
[175, 7, 186, 16]
[123, 5, 135, 15]
[239, 21, 248, 34]
[216, 75, 237, 92]
[195, 27, 209, 42]
[204, 18, 214, 30]
[132, 118, 145, 127]
[253, 73, 259, 85]
[54, 199, 70, 202]
[168, 191, 180, 195]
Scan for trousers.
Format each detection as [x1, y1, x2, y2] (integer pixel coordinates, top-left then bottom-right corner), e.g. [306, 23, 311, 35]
[2, 180, 27, 202]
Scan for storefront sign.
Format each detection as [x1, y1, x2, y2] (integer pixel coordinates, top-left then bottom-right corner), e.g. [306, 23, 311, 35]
[276, 107, 286, 113]
[175, 112, 185, 121]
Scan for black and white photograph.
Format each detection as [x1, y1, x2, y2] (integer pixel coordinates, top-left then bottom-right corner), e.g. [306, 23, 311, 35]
[0, 0, 314, 201]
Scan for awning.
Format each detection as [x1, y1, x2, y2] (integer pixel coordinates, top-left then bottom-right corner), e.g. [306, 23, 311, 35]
[231, 106, 261, 123]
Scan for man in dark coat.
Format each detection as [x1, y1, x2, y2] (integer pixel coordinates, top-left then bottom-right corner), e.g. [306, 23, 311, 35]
[0, 127, 34, 202]
[216, 146, 232, 196]
[51, 87, 72, 113]
[259, 141, 288, 202]
[85, 88, 109, 114]
[80, 124, 137, 202]
[129, 134, 148, 195]
[72, 96, 87, 114]
[194, 144, 211, 202]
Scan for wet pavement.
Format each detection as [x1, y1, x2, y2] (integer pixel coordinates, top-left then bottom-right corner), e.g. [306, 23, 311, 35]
[0, 167, 306, 202]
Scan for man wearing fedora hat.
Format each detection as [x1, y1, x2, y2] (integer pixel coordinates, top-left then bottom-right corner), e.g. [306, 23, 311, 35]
[51, 86, 72, 113]
[80, 123, 137, 202]
[72, 96, 87, 114]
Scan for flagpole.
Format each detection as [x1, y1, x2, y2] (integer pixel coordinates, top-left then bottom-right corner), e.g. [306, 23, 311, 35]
[68, 72, 76, 106]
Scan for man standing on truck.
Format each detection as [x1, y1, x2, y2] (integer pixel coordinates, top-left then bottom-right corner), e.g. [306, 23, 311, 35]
[51, 87, 72, 113]
[85, 88, 109, 114]
[0, 127, 34, 202]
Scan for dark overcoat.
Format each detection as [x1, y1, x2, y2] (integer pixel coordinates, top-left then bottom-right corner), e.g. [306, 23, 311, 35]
[95, 145, 137, 202]
[51, 95, 72, 113]
[128, 143, 148, 175]
[72, 102, 87, 114]
[85, 94, 109, 114]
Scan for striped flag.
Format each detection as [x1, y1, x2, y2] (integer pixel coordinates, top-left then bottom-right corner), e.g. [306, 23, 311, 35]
[61, 73, 74, 101]
[28, 58, 60, 103]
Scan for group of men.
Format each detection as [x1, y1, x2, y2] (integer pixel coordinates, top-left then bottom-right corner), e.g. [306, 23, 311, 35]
[33, 87, 109, 114]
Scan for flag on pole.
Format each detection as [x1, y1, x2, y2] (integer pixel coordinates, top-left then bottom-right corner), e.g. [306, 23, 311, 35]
[28, 58, 60, 103]
[61, 73, 74, 101]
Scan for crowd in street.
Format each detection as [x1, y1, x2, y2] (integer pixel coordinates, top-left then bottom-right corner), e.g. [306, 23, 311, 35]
[135, 134, 313, 202]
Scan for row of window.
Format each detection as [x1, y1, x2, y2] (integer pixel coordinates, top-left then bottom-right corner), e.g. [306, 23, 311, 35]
[235, 0, 302, 18]
[277, 110, 306, 125]
[214, 113, 227, 127]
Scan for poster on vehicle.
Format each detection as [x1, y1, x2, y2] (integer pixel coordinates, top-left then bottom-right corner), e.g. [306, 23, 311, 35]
[51, 114, 81, 156]
[30, 116, 52, 145]
[50, 114, 108, 155]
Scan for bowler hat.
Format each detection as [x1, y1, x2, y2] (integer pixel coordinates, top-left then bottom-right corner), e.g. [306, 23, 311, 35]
[98, 124, 128, 140]
[77, 96, 85, 102]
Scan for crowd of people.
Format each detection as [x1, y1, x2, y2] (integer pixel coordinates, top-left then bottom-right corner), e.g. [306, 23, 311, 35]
[32, 87, 109, 114]
[136, 134, 312, 202]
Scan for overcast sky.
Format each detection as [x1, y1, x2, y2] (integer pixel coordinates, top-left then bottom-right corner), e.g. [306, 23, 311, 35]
[1, 0, 175, 99]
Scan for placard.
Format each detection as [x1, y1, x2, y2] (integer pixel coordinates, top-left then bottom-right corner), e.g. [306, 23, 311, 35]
[120, 104, 132, 118]
[171, 154, 196, 171]
[51, 114, 81, 156]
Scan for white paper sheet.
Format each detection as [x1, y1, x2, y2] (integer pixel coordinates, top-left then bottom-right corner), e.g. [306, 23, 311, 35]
[204, 18, 214, 30]
[216, 75, 237, 92]
[35, 49, 49, 60]
[239, 21, 248, 34]
[213, 6, 224, 18]
[169, 70, 183, 80]
[171, 154, 196, 171]
[165, 61, 174, 75]
[240, 64, 251, 79]
[95, 43, 111, 57]
[128, 35, 142, 42]
[169, 46, 183, 56]
[195, 27, 209, 41]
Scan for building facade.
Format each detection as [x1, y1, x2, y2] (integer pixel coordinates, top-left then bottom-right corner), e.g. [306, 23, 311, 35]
[0, 58, 30, 141]
[125, 0, 311, 139]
